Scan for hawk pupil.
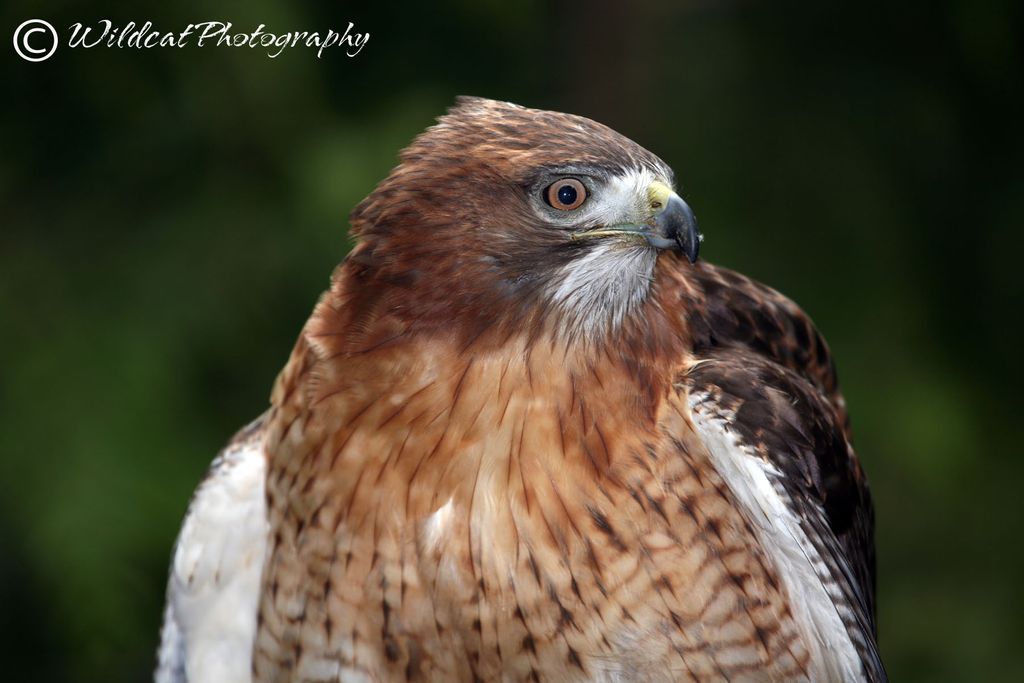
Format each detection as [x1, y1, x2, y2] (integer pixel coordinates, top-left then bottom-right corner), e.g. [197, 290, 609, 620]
[557, 184, 577, 206]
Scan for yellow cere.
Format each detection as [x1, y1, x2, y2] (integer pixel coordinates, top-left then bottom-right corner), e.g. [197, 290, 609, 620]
[647, 180, 673, 212]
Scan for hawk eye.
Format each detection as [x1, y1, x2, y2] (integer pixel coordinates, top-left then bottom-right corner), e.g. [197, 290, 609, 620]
[544, 178, 587, 211]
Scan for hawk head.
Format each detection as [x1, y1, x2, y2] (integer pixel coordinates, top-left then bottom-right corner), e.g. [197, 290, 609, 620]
[346, 97, 701, 341]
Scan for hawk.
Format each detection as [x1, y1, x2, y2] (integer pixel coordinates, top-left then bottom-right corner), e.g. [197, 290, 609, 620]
[156, 97, 883, 682]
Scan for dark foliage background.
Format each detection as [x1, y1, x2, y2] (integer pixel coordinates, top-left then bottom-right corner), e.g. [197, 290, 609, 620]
[3, 1, 1022, 681]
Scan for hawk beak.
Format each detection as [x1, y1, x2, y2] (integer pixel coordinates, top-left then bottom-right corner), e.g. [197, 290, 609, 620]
[569, 181, 703, 263]
[646, 192, 702, 264]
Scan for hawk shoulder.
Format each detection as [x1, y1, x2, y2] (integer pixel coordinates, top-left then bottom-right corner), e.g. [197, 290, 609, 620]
[680, 264, 884, 682]
[156, 414, 268, 683]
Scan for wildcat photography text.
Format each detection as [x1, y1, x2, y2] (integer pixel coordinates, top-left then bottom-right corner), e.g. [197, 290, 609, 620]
[12, 19, 370, 62]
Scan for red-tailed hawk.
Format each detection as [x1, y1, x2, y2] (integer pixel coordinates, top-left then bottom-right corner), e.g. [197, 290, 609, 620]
[157, 97, 883, 682]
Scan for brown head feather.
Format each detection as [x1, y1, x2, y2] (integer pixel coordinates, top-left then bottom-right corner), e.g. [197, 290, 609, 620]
[335, 97, 675, 346]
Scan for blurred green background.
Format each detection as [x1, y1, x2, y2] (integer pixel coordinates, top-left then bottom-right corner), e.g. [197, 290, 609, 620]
[3, 1, 1022, 681]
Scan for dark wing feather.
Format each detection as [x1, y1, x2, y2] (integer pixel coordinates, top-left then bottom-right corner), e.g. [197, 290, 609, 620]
[686, 264, 850, 433]
[682, 263, 883, 681]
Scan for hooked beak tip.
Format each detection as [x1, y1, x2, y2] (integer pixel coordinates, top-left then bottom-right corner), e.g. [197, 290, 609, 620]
[650, 194, 701, 263]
